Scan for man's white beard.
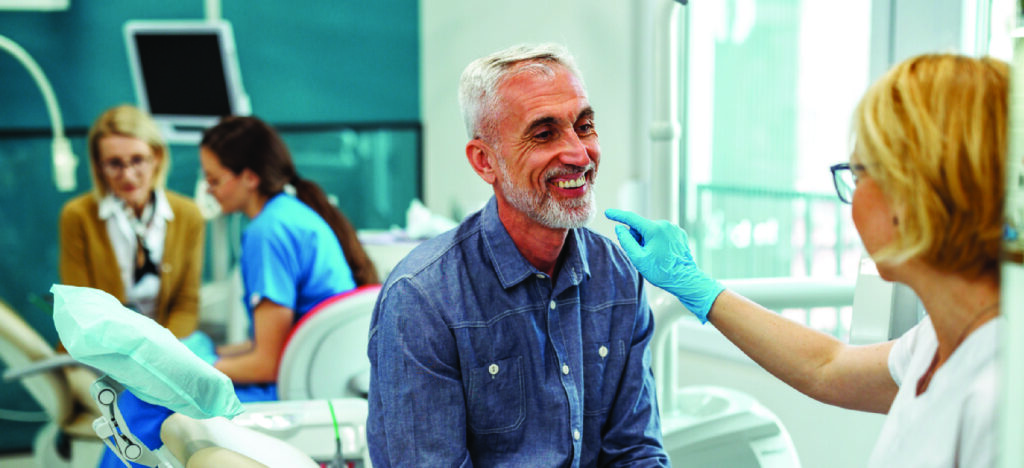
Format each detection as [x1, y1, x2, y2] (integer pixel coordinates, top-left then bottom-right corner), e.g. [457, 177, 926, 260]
[497, 158, 596, 229]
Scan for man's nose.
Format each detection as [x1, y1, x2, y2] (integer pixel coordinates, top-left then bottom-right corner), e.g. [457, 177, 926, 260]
[559, 131, 591, 166]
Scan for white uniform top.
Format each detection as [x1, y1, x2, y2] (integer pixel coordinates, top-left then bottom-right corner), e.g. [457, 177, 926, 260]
[868, 315, 999, 467]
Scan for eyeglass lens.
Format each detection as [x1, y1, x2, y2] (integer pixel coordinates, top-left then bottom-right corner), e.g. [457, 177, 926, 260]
[834, 167, 855, 203]
[104, 156, 151, 174]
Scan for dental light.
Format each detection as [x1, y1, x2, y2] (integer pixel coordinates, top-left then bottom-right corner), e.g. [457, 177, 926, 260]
[0, 34, 78, 192]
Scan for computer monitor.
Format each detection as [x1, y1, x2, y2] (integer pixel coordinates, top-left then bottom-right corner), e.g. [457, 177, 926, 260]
[124, 20, 251, 144]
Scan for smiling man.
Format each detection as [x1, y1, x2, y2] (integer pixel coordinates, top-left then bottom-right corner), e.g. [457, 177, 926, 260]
[366, 43, 668, 467]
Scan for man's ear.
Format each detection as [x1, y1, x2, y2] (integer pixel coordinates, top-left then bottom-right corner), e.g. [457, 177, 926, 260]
[466, 139, 498, 185]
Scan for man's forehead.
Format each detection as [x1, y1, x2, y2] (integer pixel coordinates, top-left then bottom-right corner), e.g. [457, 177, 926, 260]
[498, 69, 591, 122]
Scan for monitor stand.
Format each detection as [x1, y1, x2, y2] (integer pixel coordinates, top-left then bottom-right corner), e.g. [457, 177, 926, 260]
[157, 121, 207, 146]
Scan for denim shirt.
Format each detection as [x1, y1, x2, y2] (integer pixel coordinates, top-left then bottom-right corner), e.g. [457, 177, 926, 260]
[367, 197, 668, 467]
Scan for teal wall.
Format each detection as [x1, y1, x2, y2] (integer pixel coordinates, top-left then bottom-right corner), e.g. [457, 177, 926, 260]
[0, 0, 419, 128]
[0, 0, 419, 454]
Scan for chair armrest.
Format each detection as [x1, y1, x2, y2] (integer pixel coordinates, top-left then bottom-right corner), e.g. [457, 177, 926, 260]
[185, 446, 269, 468]
[161, 413, 318, 468]
[2, 354, 90, 381]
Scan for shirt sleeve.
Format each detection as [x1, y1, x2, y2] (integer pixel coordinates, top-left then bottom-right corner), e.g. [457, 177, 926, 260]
[163, 200, 204, 338]
[366, 277, 473, 467]
[598, 279, 670, 466]
[241, 222, 299, 312]
[59, 201, 91, 287]
[888, 317, 930, 387]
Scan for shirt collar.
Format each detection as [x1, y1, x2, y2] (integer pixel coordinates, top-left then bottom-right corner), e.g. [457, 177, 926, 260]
[480, 196, 591, 289]
[97, 189, 175, 222]
[152, 189, 174, 222]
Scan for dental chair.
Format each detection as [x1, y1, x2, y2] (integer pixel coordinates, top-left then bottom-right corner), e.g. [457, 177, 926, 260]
[0, 297, 104, 468]
[49, 284, 372, 468]
[277, 284, 382, 400]
[89, 374, 322, 468]
[88, 374, 370, 468]
[648, 286, 801, 467]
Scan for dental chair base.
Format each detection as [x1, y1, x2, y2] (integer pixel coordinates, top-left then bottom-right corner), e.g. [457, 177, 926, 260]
[235, 398, 371, 466]
[661, 385, 800, 467]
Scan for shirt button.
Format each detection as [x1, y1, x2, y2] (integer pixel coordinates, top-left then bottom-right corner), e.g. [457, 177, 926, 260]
[562, 364, 569, 375]
[489, 364, 499, 375]
[573, 429, 581, 441]
[598, 346, 608, 358]
[549, 301, 556, 310]
[536, 273, 546, 279]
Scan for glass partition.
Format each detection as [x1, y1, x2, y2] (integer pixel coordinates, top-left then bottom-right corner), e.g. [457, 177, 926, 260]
[679, 0, 872, 338]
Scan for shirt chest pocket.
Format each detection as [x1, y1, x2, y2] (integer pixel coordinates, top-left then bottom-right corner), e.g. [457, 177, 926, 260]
[583, 340, 625, 416]
[466, 355, 525, 434]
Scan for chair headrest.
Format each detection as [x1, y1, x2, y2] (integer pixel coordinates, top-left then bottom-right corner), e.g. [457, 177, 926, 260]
[51, 284, 243, 420]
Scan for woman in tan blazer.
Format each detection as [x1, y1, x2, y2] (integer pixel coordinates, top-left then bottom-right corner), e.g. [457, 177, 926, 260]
[59, 105, 204, 339]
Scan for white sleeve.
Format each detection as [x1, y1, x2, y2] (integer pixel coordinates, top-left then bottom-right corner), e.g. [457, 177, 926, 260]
[887, 316, 931, 387]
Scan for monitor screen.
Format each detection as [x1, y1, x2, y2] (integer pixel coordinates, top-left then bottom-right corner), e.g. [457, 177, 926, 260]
[124, 20, 249, 143]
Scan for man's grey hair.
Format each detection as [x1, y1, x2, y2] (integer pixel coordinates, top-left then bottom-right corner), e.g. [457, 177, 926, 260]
[458, 43, 586, 143]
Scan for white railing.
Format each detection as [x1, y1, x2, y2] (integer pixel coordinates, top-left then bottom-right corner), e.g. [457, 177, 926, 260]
[649, 276, 856, 413]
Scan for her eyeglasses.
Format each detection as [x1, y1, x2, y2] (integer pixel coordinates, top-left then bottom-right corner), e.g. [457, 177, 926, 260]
[101, 155, 154, 176]
[829, 163, 866, 204]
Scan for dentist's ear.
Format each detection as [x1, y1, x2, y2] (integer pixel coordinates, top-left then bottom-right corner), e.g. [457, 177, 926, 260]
[466, 139, 498, 185]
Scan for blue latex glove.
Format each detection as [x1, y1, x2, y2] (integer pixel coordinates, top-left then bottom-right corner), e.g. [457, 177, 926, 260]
[605, 209, 724, 323]
[180, 331, 219, 365]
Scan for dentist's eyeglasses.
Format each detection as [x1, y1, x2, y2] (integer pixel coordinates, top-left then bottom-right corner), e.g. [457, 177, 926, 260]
[829, 163, 866, 204]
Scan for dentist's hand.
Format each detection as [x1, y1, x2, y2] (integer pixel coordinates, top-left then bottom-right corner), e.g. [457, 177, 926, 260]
[605, 209, 724, 323]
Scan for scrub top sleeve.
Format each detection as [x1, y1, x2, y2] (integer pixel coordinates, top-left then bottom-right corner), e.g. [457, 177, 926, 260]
[241, 226, 300, 311]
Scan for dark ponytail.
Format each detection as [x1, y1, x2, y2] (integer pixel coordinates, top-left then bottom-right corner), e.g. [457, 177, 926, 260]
[202, 116, 379, 286]
[291, 176, 379, 286]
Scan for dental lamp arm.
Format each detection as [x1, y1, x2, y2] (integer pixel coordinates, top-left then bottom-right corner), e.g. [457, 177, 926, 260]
[0, 34, 77, 192]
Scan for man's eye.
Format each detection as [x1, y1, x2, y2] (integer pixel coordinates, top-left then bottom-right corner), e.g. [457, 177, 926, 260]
[577, 123, 595, 134]
[533, 130, 554, 141]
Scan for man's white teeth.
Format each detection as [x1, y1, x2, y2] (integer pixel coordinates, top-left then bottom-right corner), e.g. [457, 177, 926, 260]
[556, 175, 585, 189]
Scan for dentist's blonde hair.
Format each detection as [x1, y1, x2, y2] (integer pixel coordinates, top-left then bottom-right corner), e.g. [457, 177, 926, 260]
[458, 43, 586, 145]
[852, 53, 1007, 278]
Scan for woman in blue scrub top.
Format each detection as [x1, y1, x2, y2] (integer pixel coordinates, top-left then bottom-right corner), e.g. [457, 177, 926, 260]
[97, 116, 378, 468]
[199, 116, 379, 400]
